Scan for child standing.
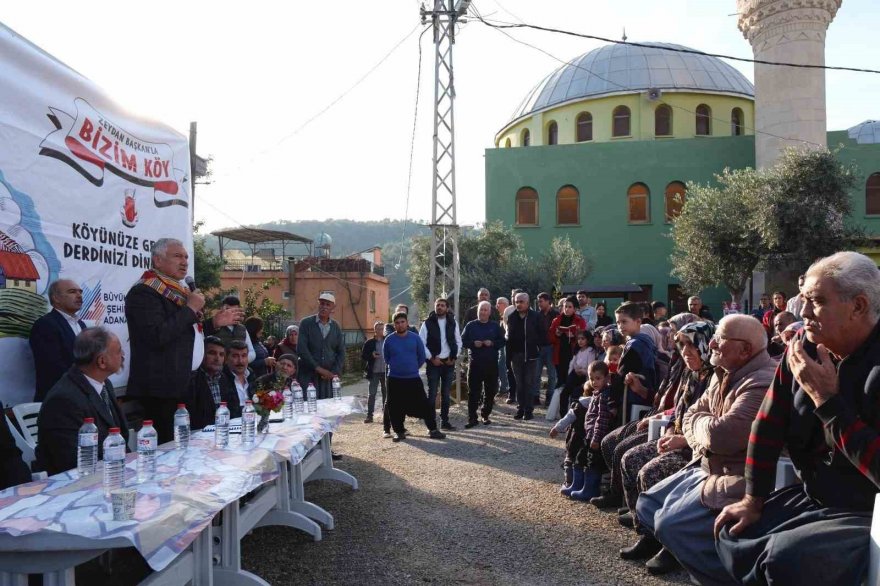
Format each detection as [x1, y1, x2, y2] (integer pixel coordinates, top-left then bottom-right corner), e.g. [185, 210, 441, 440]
[550, 360, 616, 500]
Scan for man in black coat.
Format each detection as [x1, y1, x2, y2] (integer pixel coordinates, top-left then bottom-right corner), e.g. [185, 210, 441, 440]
[507, 292, 542, 420]
[36, 327, 129, 476]
[28, 279, 85, 401]
[187, 336, 242, 430]
[125, 238, 242, 443]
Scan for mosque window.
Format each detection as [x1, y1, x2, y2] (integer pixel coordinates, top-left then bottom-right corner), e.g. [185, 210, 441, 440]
[867, 173, 880, 215]
[522, 128, 530, 147]
[655, 105, 672, 137]
[627, 183, 650, 224]
[556, 185, 579, 225]
[576, 112, 593, 142]
[516, 187, 539, 225]
[696, 104, 712, 136]
[547, 121, 558, 145]
[505, 138, 511, 148]
[731, 108, 744, 136]
[613, 106, 631, 137]
[665, 181, 686, 222]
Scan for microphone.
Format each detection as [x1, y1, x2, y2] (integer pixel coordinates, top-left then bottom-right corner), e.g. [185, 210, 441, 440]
[185, 275, 196, 292]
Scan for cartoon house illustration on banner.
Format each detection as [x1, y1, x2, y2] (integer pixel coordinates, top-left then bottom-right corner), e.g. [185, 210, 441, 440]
[0, 230, 38, 292]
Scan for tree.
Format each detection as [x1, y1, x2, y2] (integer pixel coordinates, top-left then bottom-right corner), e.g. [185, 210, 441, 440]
[241, 277, 290, 335]
[192, 221, 222, 292]
[670, 148, 863, 302]
[670, 167, 768, 302]
[540, 235, 592, 296]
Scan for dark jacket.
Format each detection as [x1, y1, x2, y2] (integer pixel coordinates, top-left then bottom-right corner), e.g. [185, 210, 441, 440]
[297, 315, 345, 376]
[36, 367, 129, 476]
[422, 311, 459, 359]
[187, 368, 243, 431]
[461, 319, 506, 365]
[29, 309, 86, 401]
[506, 308, 542, 360]
[125, 283, 198, 400]
[361, 337, 385, 379]
[536, 307, 560, 346]
[0, 402, 32, 488]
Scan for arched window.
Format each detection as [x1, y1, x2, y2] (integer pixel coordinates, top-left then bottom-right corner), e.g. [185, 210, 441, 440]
[731, 108, 744, 136]
[516, 187, 539, 226]
[547, 121, 558, 145]
[696, 104, 712, 136]
[521, 129, 531, 147]
[576, 112, 593, 142]
[665, 181, 687, 222]
[627, 183, 650, 224]
[867, 173, 880, 215]
[556, 185, 579, 225]
[504, 137, 511, 148]
[613, 106, 631, 137]
[655, 105, 672, 136]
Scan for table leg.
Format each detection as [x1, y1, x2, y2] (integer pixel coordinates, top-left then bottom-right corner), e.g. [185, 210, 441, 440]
[192, 525, 213, 586]
[252, 464, 322, 541]
[303, 435, 359, 489]
[289, 461, 334, 530]
[213, 502, 270, 586]
[0, 573, 27, 586]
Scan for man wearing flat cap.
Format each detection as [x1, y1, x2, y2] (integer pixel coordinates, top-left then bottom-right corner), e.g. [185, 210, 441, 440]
[297, 292, 345, 400]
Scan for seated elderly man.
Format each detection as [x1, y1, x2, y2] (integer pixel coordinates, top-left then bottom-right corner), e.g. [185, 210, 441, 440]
[36, 327, 129, 476]
[188, 336, 242, 430]
[715, 252, 880, 585]
[635, 314, 775, 582]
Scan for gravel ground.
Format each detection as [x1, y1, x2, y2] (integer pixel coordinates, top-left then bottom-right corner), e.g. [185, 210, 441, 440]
[241, 380, 693, 586]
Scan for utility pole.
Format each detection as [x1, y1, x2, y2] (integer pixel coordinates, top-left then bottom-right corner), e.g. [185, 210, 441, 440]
[421, 0, 468, 400]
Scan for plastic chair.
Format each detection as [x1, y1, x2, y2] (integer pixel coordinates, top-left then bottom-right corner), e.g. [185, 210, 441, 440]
[648, 416, 671, 441]
[774, 457, 800, 490]
[630, 404, 651, 423]
[869, 493, 880, 586]
[11, 402, 40, 448]
[6, 415, 35, 468]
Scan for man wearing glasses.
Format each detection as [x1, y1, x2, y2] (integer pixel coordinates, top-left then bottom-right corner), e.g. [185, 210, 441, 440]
[634, 314, 775, 581]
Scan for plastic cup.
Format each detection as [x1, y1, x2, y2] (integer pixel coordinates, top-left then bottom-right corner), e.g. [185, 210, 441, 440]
[111, 487, 136, 521]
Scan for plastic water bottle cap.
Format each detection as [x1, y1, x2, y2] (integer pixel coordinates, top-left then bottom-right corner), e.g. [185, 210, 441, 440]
[220, 402, 227, 406]
[109, 427, 120, 433]
[83, 417, 94, 423]
[177, 403, 186, 408]
[245, 400, 253, 404]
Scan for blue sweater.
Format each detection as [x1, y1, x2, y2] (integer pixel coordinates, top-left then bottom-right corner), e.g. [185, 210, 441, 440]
[461, 319, 506, 363]
[383, 331, 425, 379]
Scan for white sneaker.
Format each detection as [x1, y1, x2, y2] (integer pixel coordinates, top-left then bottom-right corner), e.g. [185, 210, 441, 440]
[382, 431, 392, 439]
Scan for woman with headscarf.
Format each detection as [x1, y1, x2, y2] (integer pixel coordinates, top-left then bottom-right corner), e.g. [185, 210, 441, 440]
[274, 325, 299, 359]
[549, 297, 587, 387]
[590, 313, 700, 509]
[617, 320, 716, 573]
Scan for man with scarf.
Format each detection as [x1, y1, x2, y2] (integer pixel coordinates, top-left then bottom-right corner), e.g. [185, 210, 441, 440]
[126, 238, 242, 443]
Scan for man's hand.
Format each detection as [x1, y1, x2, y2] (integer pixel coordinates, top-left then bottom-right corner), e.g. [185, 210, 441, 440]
[212, 306, 244, 328]
[474, 340, 484, 348]
[714, 495, 764, 540]
[187, 289, 206, 313]
[431, 357, 443, 367]
[590, 441, 600, 450]
[264, 356, 276, 369]
[316, 366, 334, 380]
[788, 339, 838, 408]
[549, 427, 559, 439]
[657, 434, 687, 453]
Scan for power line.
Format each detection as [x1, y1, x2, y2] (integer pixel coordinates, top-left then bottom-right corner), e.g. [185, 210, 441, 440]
[472, 13, 880, 75]
[396, 26, 431, 271]
[470, 4, 825, 150]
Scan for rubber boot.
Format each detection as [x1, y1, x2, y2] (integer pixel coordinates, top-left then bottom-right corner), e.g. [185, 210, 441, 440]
[558, 467, 574, 494]
[570, 469, 602, 501]
[561, 466, 585, 497]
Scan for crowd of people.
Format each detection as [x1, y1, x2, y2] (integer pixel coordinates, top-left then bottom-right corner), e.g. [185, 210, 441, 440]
[2, 238, 880, 584]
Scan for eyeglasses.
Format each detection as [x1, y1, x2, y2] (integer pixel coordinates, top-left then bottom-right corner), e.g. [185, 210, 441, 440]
[711, 334, 749, 345]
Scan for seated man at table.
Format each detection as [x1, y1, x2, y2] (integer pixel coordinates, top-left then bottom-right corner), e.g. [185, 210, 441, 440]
[36, 327, 129, 476]
[188, 336, 242, 430]
[225, 339, 254, 408]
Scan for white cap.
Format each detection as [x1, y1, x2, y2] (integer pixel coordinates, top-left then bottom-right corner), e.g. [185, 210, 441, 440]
[318, 292, 336, 304]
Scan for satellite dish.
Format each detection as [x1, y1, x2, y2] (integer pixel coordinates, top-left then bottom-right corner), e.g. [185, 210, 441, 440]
[646, 88, 662, 101]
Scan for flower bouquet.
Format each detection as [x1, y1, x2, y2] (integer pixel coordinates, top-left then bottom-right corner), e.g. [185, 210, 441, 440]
[252, 376, 287, 433]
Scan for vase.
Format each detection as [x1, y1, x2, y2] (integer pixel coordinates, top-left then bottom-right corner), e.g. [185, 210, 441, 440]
[257, 412, 270, 434]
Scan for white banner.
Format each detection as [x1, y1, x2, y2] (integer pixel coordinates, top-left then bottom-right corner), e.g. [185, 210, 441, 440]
[0, 24, 193, 405]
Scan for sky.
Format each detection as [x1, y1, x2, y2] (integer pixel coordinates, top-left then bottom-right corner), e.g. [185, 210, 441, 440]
[4, 0, 880, 235]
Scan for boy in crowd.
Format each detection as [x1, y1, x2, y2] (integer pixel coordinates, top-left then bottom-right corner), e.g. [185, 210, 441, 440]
[614, 302, 657, 423]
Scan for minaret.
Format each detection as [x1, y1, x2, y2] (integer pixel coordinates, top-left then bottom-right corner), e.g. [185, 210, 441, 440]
[737, 0, 842, 168]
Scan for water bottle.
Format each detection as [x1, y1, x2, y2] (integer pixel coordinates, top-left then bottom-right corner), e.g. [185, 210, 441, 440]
[76, 417, 98, 478]
[292, 381, 305, 414]
[332, 376, 342, 401]
[136, 420, 157, 482]
[282, 386, 294, 420]
[214, 402, 230, 449]
[242, 401, 256, 447]
[173, 404, 190, 450]
[306, 383, 318, 413]
[102, 427, 126, 497]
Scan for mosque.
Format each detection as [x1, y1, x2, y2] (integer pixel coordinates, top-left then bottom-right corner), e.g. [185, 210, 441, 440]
[484, 0, 880, 314]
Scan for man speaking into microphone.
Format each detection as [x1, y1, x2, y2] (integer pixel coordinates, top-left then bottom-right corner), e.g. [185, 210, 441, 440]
[126, 238, 243, 443]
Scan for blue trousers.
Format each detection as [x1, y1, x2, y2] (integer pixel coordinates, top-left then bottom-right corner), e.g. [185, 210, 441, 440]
[637, 466, 738, 586]
[426, 362, 454, 423]
[716, 484, 870, 585]
[497, 346, 509, 393]
[536, 345, 557, 402]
